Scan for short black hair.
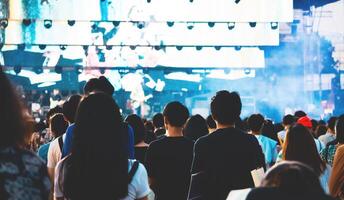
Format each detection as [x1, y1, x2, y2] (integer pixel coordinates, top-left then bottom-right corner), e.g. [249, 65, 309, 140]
[327, 116, 338, 131]
[63, 95, 82, 123]
[125, 114, 146, 145]
[50, 113, 69, 137]
[206, 115, 216, 129]
[46, 106, 63, 126]
[294, 110, 307, 119]
[248, 114, 265, 132]
[282, 114, 295, 126]
[84, 76, 114, 96]
[163, 102, 189, 127]
[211, 90, 241, 125]
[152, 113, 164, 128]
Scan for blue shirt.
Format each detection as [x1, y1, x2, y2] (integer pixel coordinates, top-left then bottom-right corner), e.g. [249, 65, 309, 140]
[255, 135, 278, 165]
[37, 142, 51, 163]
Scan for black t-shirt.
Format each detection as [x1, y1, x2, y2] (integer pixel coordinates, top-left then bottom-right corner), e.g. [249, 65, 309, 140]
[191, 127, 265, 200]
[134, 146, 148, 167]
[154, 128, 166, 137]
[145, 136, 194, 200]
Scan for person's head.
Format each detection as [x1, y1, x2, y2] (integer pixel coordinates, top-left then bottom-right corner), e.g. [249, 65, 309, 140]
[327, 116, 338, 134]
[152, 113, 164, 129]
[183, 115, 209, 141]
[63, 92, 127, 199]
[311, 119, 318, 133]
[297, 116, 313, 134]
[46, 106, 63, 127]
[144, 121, 154, 133]
[62, 94, 82, 123]
[282, 114, 295, 128]
[211, 90, 241, 125]
[336, 115, 344, 144]
[83, 76, 114, 96]
[49, 113, 68, 138]
[294, 110, 307, 119]
[261, 161, 325, 195]
[206, 115, 216, 131]
[163, 102, 189, 128]
[125, 114, 146, 145]
[315, 125, 327, 138]
[247, 114, 265, 134]
[0, 69, 30, 148]
[282, 124, 325, 176]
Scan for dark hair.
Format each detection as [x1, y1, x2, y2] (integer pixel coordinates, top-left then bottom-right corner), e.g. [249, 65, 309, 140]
[144, 121, 154, 133]
[46, 106, 63, 127]
[0, 70, 30, 148]
[294, 110, 307, 119]
[311, 119, 318, 133]
[163, 102, 189, 127]
[327, 117, 338, 132]
[50, 113, 68, 138]
[336, 115, 344, 144]
[125, 114, 146, 145]
[282, 114, 295, 126]
[282, 125, 326, 176]
[83, 76, 114, 96]
[152, 113, 164, 128]
[211, 90, 241, 125]
[183, 115, 209, 141]
[262, 120, 279, 142]
[62, 93, 127, 199]
[62, 95, 82, 123]
[206, 115, 216, 129]
[315, 125, 327, 139]
[261, 161, 325, 195]
[248, 114, 265, 132]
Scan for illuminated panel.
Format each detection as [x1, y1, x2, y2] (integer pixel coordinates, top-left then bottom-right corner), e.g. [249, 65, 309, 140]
[4, 21, 279, 46]
[8, 0, 293, 22]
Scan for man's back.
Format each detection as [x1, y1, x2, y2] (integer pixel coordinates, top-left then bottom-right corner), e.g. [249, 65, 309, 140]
[191, 127, 265, 200]
[146, 136, 194, 200]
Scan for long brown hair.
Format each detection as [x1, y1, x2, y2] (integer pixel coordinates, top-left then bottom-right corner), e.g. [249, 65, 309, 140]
[0, 68, 30, 148]
[282, 124, 326, 176]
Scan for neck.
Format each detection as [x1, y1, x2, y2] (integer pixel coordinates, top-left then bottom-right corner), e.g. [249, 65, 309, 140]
[135, 141, 148, 147]
[166, 127, 183, 137]
[216, 123, 235, 129]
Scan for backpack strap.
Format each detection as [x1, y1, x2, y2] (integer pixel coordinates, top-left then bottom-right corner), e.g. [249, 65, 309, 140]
[58, 136, 64, 153]
[128, 161, 139, 183]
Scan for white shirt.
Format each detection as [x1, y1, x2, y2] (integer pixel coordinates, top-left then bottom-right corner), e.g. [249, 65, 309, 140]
[54, 159, 151, 200]
[47, 134, 66, 169]
[318, 133, 336, 146]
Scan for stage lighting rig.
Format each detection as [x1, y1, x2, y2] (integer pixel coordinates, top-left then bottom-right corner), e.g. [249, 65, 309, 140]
[187, 22, 194, 30]
[271, 22, 278, 30]
[167, 21, 174, 27]
[0, 19, 8, 29]
[208, 22, 215, 28]
[227, 22, 235, 30]
[39, 44, 47, 50]
[44, 19, 52, 29]
[67, 20, 75, 26]
[249, 22, 256, 28]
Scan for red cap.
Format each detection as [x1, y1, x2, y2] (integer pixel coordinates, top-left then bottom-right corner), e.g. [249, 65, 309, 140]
[297, 116, 312, 128]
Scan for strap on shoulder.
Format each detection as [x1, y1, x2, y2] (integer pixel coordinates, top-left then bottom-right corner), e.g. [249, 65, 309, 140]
[128, 161, 139, 183]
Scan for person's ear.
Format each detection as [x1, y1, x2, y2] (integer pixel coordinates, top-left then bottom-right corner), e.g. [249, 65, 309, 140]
[164, 116, 169, 129]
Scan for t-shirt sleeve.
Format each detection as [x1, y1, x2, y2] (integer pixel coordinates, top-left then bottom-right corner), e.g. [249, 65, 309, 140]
[47, 140, 58, 169]
[145, 143, 156, 177]
[191, 139, 205, 174]
[132, 163, 151, 199]
[249, 136, 265, 170]
[54, 160, 64, 198]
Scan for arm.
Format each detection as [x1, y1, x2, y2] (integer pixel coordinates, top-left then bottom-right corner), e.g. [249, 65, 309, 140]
[191, 139, 205, 174]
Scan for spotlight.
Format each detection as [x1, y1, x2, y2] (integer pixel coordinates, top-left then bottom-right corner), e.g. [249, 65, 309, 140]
[208, 22, 215, 28]
[234, 46, 241, 51]
[137, 22, 145, 29]
[167, 21, 174, 27]
[227, 22, 235, 30]
[187, 22, 194, 30]
[147, 0, 151, 2]
[176, 46, 183, 51]
[154, 46, 161, 51]
[99, 68, 106, 74]
[17, 44, 25, 51]
[196, 46, 203, 51]
[234, 0, 240, 4]
[38, 44, 47, 50]
[22, 19, 32, 26]
[130, 45, 137, 50]
[55, 66, 62, 74]
[34, 66, 43, 74]
[59, 45, 67, 51]
[271, 22, 278, 30]
[215, 46, 222, 51]
[249, 22, 256, 28]
[14, 66, 21, 74]
[44, 19, 52, 29]
[112, 21, 120, 27]
[0, 19, 8, 29]
[189, 0, 193, 2]
[67, 20, 75, 26]
[83, 45, 89, 51]
[106, 45, 112, 50]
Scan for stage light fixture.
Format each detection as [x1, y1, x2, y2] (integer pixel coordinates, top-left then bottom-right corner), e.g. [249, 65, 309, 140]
[112, 21, 120, 27]
[154, 46, 161, 51]
[39, 44, 47, 50]
[17, 44, 25, 51]
[234, 46, 241, 51]
[167, 21, 174, 27]
[249, 22, 256, 28]
[234, 0, 240, 4]
[44, 19, 52, 29]
[137, 22, 145, 29]
[59, 45, 67, 50]
[271, 22, 278, 30]
[14, 66, 21, 74]
[55, 66, 62, 74]
[147, 0, 151, 2]
[99, 68, 106, 74]
[34, 66, 43, 74]
[196, 46, 203, 51]
[67, 20, 75, 26]
[227, 22, 235, 30]
[208, 22, 215, 28]
[106, 45, 112, 50]
[176, 46, 183, 51]
[0, 19, 8, 29]
[23, 19, 32, 26]
[130, 45, 137, 50]
[83, 45, 89, 51]
[187, 22, 194, 30]
[215, 46, 222, 51]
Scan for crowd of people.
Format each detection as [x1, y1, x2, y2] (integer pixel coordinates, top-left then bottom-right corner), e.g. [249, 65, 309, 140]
[1, 68, 344, 200]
